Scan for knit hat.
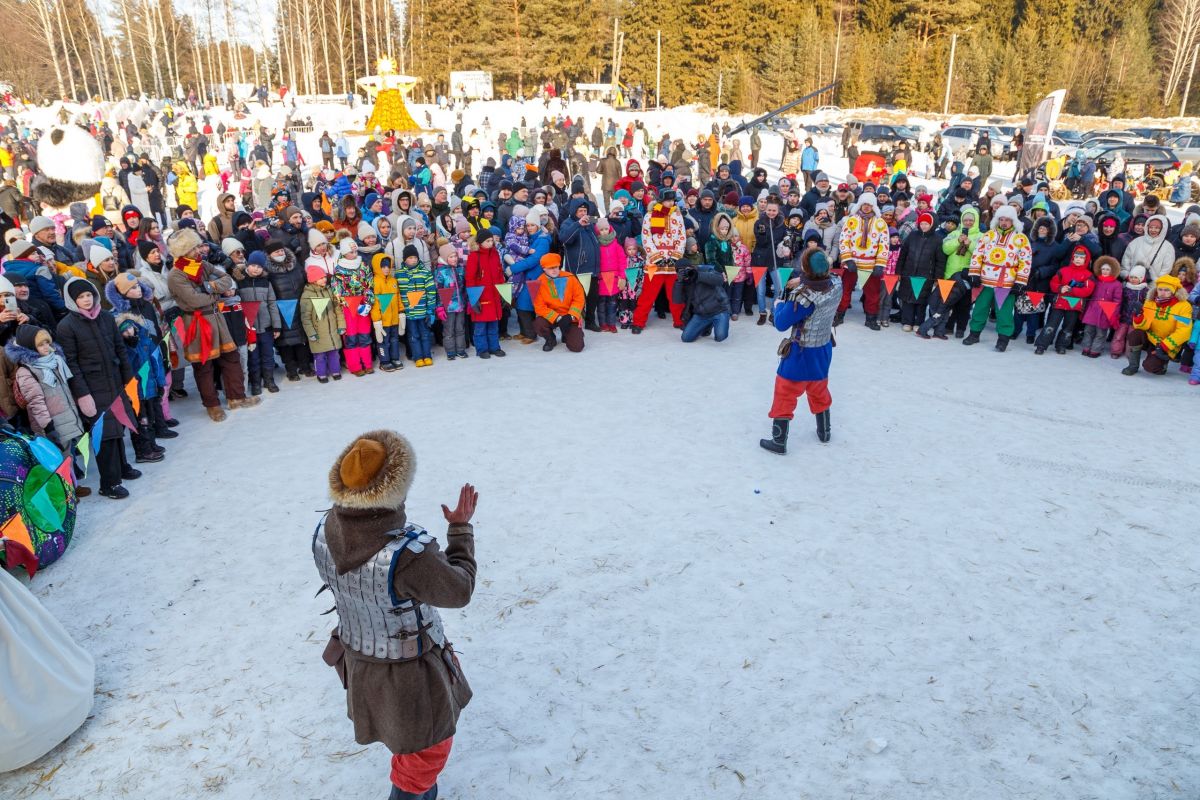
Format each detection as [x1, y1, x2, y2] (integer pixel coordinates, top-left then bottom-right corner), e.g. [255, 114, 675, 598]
[248, 251, 268, 268]
[28, 216, 55, 236]
[91, 215, 111, 232]
[917, 211, 934, 228]
[475, 227, 494, 244]
[401, 244, 420, 261]
[361, 161, 376, 174]
[264, 238, 287, 255]
[1155, 274, 1183, 294]
[314, 220, 335, 234]
[329, 430, 416, 509]
[8, 239, 37, 260]
[307, 228, 327, 250]
[357, 220, 376, 240]
[435, 242, 456, 262]
[722, 190, 739, 206]
[814, 171, 829, 183]
[221, 237, 245, 257]
[1128, 265, 1147, 283]
[339, 238, 358, 256]
[168, 228, 204, 258]
[66, 278, 97, 302]
[738, 195, 755, 208]
[305, 265, 327, 282]
[454, 218, 471, 235]
[111, 271, 140, 296]
[135, 239, 158, 262]
[540, 252, 562, 268]
[526, 204, 549, 226]
[803, 250, 830, 278]
[283, 205, 303, 221]
[15, 324, 47, 351]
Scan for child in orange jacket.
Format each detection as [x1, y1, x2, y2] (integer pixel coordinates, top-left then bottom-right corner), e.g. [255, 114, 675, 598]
[529, 253, 586, 352]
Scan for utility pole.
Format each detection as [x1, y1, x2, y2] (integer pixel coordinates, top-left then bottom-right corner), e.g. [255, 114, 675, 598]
[942, 33, 958, 115]
[717, 71, 723, 112]
[833, 5, 843, 89]
[656, 30, 661, 109]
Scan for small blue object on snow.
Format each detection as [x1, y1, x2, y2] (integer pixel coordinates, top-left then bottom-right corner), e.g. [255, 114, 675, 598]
[754, 488, 761, 494]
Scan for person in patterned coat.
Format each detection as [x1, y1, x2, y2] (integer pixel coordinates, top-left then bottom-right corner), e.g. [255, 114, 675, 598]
[837, 193, 890, 330]
[963, 204, 1032, 352]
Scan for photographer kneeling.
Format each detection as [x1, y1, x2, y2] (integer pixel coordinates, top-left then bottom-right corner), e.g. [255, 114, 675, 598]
[677, 262, 732, 343]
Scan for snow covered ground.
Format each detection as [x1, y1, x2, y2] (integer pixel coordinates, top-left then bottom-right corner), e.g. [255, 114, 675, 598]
[3, 315, 1198, 799]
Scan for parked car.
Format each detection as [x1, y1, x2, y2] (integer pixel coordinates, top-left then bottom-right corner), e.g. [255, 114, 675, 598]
[941, 125, 1013, 159]
[1081, 130, 1144, 143]
[1165, 133, 1200, 164]
[1125, 127, 1173, 142]
[1056, 129, 1084, 146]
[812, 105, 842, 114]
[1078, 143, 1180, 189]
[845, 121, 920, 150]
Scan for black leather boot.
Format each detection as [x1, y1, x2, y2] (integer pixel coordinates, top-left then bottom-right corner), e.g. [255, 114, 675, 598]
[759, 418, 789, 454]
[1121, 347, 1141, 376]
[816, 410, 831, 443]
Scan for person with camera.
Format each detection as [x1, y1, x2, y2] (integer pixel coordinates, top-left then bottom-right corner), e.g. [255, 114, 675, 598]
[677, 260, 732, 343]
[759, 249, 841, 454]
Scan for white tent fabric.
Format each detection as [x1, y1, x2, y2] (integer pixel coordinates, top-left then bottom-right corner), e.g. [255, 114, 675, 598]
[0, 568, 94, 772]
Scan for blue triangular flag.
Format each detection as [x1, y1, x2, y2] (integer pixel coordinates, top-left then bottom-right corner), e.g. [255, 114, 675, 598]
[553, 277, 567, 297]
[29, 436, 64, 472]
[276, 298, 299, 328]
[466, 286, 484, 307]
[90, 413, 105, 456]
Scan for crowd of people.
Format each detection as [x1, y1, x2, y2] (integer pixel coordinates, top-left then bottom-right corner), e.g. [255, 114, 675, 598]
[0, 106, 1196, 498]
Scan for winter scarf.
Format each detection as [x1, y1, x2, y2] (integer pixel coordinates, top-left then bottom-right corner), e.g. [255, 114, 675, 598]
[30, 351, 70, 388]
[649, 203, 670, 235]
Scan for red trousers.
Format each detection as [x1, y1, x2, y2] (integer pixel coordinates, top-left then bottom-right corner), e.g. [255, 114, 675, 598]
[860, 271, 881, 315]
[390, 737, 453, 794]
[632, 272, 684, 328]
[768, 376, 831, 419]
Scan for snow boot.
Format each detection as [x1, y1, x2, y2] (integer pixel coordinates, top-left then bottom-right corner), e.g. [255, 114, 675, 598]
[759, 419, 789, 454]
[389, 783, 438, 799]
[1121, 347, 1141, 376]
[250, 377, 262, 396]
[121, 466, 142, 481]
[833, 310, 845, 326]
[962, 331, 981, 345]
[865, 316, 880, 331]
[263, 375, 280, 392]
[816, 410, 831, 443]
[994, 335, 1010, 352]
[757, 313, 767, 326]
[99, 485, 129, 500]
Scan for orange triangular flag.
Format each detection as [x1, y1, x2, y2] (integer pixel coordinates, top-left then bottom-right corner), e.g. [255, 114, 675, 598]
[751, 267, 766, 286]
[937, 279, 955, 302]
[406, 290, 425, 308]
[882, 274, 900, 295]
[0, 513, 36, 576]
[125, 377, 141, 417]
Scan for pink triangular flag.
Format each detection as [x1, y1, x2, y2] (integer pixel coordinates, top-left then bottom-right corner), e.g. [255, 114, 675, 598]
[108, 396, 140, 434]
[993, 287, 1010, 309]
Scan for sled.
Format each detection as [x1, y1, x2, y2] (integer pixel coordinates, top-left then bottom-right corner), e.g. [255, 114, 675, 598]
[0, 429, 79, 577]
[852, 151, 887, 184]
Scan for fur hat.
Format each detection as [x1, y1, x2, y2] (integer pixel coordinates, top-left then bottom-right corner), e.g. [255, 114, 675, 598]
[221, 237, 245, 257]
[991, 205, 1018, 228]
[854, 193, 880, 214]
[167, 228, 204, 259]
[307, 228, 328, 250]
[1093, 255, 1120, 277]
[328, 430, 416, 510]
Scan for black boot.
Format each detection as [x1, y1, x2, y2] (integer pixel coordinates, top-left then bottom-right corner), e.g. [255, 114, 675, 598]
[263, 375, 280, 393]
[833, 310, 845, 327]
[865, 316, 880, 331]
[994, 335, 1009, 352]
[1121, 347, 1141, 376]
[389, 784, 438, 800]
[962, 330, 981, 345]
[816, 410, 831, 443]
[250, 377, 263, 396]
[759, 418, 789, 454]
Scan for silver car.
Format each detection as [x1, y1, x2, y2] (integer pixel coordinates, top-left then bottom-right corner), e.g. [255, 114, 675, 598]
[1167, 133, 1200, 166]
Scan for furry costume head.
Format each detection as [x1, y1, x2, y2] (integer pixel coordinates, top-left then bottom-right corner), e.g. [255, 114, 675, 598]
[32, 125, 105, 211]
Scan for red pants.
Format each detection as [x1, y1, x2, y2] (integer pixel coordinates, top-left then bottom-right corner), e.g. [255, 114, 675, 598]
[632, 272, 684, 328]
[860, 271, 881, 315]
[768, 376, 831, 419]
[833, 267, 857, 313]
[390, 737, 453, 794]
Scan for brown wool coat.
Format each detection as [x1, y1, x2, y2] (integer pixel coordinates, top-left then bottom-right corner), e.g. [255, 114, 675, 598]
[167, 261, 237, 363]
[323, 504, 476, 754]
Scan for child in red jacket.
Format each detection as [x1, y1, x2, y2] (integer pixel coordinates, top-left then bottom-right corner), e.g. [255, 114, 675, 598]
[1035, 245, 1096, 354]
[1079, 255, 1123, 357]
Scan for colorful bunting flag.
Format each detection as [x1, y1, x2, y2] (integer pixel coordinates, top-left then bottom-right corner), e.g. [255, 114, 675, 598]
[577, 273, 592, 294]
[1173, 314, 1192, 324]
[601, 272, 618, 294]
[1024, 291, 1046, 308]
[89, 413, 105, 453]
[553, 277, 567, 297]
[28, 437, 63, 472]
[971, 286, 984, 303]
[882, 275, 900, 295]
[751, 267, 767, 287]
[993, 287, 1011, 309]
[0, 514, 36, 577]
[1064, 296, 1081, 309]
[777, 268, 794, 288]
[124, 377, 141, 417]
[937, 279, 955, 302]
[724, 266, 739, 283]
[496, 283, 513, 303]
[76, 433, 92, 474]
[161, 370, 172, 420]
[109, 396, 139, 434]
[466, 286, 485, 308]
[54, 457, 74, 488]
[276, 299, 299, 328]
[378, 292, 395, 313]
[137, 360, 150, 385]
[909, 277, 927, 297]
[406, 291, 425, 308]
[625, 267, 641, 286]
[28, 485, 63, 531]
[437, 287, 455, 308]
[312, 297, 331, 319]
[240, 301, 261, 328]
[1097, 300, 1119, 323]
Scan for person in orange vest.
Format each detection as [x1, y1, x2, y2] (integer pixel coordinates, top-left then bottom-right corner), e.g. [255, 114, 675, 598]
[529, 253, 586, 352]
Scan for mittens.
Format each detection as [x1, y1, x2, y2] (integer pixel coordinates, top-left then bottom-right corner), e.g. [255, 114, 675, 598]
[373, 320, 385, 342]
[76, 394, 97, 417]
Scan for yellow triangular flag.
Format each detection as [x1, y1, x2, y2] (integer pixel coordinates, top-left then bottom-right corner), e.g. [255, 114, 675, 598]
[75, 432, 91, 474]
[312, 297, 331, 319]
[577, 273, 592, 294]
[406, 290, 425, 308]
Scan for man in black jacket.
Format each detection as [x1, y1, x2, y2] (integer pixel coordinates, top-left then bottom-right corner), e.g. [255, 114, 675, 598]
[677, 263, 732, 342]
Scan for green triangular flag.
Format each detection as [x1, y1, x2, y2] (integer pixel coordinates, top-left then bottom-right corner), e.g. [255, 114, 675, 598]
[496, 283, 512, 303]
[577, 273, 592, 294]
[312, 297, 331, 319]
[378, 292, 395, 313]
[1065, 296, 1080, 309]
[625, 267, 641, 286]
[777, 267, 793, 287]
[75, 433, 91, 474]
[724, 266, 739, 283]
[909, 276, 927, 296]
[137, 361, 150, 385]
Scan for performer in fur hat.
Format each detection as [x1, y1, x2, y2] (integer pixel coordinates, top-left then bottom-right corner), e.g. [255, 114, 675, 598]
[313, 430, 478, 800]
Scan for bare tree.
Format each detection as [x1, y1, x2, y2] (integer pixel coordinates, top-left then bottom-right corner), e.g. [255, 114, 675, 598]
[1161, 0, 1200, 106]
[30, 0, 68, 98]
